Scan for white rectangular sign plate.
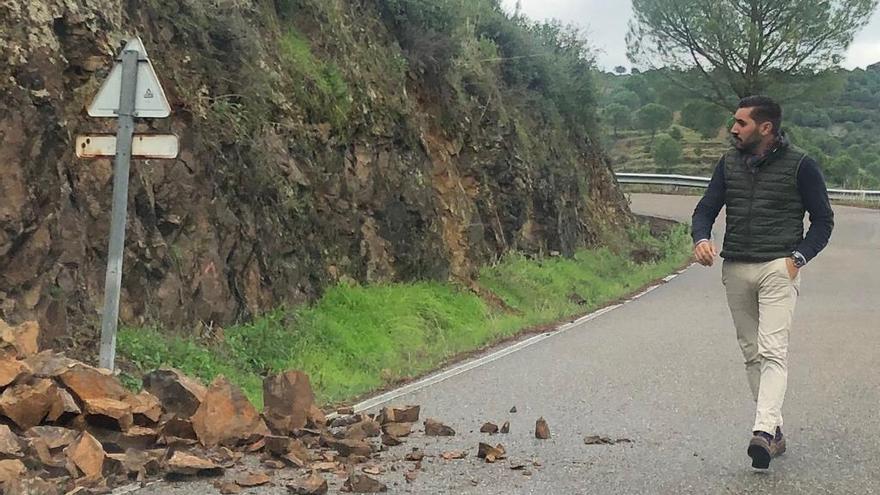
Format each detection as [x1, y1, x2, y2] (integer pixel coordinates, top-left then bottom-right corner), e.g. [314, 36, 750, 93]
[76, 134, 179, 159]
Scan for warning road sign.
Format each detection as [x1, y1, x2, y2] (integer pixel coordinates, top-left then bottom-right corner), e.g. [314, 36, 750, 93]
[88, 37, 171, 118]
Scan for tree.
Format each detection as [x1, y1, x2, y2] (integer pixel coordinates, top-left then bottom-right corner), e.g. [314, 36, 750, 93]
[610, 89, 641, 110]
[626, 0, 879, 107]
[681, 100, 728, 138]
[604, 103, 631, 137]
[636, 103, 673, 143]
[614, 65, 627, 74]
[653, 134, 682, 172]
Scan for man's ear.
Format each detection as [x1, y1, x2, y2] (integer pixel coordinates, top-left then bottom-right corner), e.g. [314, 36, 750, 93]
[759, 121, 774, 137]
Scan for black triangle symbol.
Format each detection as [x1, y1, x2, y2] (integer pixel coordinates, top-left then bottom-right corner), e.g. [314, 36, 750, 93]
[144, 89, 154, 99]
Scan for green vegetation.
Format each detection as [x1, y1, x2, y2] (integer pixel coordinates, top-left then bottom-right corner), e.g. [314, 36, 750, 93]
[119, 224, 692, 407]
[627, 0, 878, 106]
[598, 65, 880, 188]
[652, 134, 682, 173]
[635, 103, 673, 143]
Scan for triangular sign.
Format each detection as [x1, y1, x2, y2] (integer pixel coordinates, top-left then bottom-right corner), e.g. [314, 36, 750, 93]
[88, 37, 171, 118]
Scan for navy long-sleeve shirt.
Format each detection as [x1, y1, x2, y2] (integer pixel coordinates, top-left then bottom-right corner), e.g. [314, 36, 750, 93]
[691, 155, 835, 264]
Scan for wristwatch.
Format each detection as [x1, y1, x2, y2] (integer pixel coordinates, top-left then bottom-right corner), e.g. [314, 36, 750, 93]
[791, 251, 807, 268]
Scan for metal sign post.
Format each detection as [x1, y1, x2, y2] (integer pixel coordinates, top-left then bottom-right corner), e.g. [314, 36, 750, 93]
[80, 36, 175, 371]
[97, 49, 138, 371]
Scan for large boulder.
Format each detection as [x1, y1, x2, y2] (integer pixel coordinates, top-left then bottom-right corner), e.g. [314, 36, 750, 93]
[262, 371, 315, 435]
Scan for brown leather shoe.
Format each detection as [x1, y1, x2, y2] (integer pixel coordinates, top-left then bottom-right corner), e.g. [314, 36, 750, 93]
[772, 427, 786, 457]
[747, 433, 772, 469]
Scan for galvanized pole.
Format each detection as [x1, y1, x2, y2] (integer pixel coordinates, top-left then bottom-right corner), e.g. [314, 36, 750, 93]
[98, 49, 139, 370]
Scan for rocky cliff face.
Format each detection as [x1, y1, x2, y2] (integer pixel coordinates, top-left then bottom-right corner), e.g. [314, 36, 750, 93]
[0, 0, 630, 351]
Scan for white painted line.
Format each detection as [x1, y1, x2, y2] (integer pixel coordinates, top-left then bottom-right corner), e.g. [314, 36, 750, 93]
[348, 263, 696, 414]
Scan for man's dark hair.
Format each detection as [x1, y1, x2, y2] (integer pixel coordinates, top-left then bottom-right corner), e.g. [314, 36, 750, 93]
[738, 95, 782, 135]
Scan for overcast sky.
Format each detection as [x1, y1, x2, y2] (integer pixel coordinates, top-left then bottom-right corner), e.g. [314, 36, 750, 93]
[500, 0, 880, 71]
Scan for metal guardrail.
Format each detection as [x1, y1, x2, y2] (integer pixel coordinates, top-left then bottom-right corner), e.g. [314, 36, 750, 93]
[615, 173, 880, 202]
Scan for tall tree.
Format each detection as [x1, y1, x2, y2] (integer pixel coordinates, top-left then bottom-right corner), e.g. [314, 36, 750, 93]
[636, 103, 673, 143]
[626, 0, 878, 108]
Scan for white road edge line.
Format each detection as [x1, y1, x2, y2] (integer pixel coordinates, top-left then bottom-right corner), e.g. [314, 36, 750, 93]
[344, 263, 696, 415]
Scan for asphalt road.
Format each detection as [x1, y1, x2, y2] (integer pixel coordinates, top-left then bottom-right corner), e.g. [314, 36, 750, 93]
[137, 194, 880, 495]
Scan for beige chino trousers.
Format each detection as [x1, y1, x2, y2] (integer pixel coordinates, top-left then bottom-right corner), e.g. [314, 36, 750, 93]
[722, 257, 800, 435]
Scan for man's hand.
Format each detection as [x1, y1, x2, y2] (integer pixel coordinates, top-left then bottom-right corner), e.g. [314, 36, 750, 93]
[694, 240, 718, 266]
[785, 257, 800, 280]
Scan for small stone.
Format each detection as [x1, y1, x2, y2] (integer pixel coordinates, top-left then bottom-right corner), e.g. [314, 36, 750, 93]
[25, 426, 78, 450]
[287, 471, 328, 494]
[264, 459, 285, 470]
[440, 450, 467, 460]
[216, 481, 242, 494]
[584, 435, 613, 445]
[337, 407, 355, 415]
[0, 320, 39, 358]
[0, 379, 56, 430]
[377, 406, 420, 424]
[404, 469, 417, 483]
[165, 451, 222, 476]
[477, 443, 506, 463]
[509, 406, 517, 413]
[535, 417, 550, 439]
[236, 472, 271, 487]
[424, 418, 455, 436]
[342, 473, 387, 493]
[323, 437, 372, 457]
[381, 422, 412, 438]
[83, 397, 134, 431]
[480, 422, 499, 434]
[404, 449, 424, 462]
[381, 434, 403, 447]
[0, 358, 29, 388]
[500, 421, 510, 434]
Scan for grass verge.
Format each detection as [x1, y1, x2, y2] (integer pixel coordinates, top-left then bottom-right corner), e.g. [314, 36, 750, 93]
[119, 222, 692, 407]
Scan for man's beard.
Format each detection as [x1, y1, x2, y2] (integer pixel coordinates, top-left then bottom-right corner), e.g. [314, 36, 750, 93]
[730, 134, 759, 153]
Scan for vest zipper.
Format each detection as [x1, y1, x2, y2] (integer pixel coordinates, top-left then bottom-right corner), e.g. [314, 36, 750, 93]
[746, 163, 758, 253]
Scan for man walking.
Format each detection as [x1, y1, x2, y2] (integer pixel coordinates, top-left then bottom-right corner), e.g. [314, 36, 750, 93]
[691, 96, 834, 469]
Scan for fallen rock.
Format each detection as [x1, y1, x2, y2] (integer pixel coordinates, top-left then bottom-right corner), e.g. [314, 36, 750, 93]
[0, 425, 22, 457]
[65, 431, 105, 479]
[535, 417, 550, 439]
[287, 471, 328, 494]
[330, 414, 363, 429]
[236, 472, 271, 487]
[509, 406, 517, 413]
[404, 469, 417, 483]
[158, 417, 197, 444]
[3, 476, 63, 495]
[337, 406, 355, 415]
[216, 481, 242, 494]
[345, 419, 381, 440]
[264, 435, 295, 456]
[0, 358, 29, 388]
[424, 418, 455, 436]
[20, 351, 76, 378]
[480, 422, 499, 434]
[124, 391, 163, 425]
[500, 421, 510, 434]
[378, 406, 419, 424]
[323, 437, 372, 457]
[307, 405, 326, 428]
[106, 449, 162, 480]
[263, 371, 315, 435]
[380, 434, 403, 447]
[477, 443, 506, 463]
[142, 368, 207, 418]
[25, 426, 78, 450]
[165, 451, 222, 476]
[440, 450, 467, 460]
[263, 459, 285, 469]
[0, 459, 27, 483]
[343, 473, 387, 493]
[46, 387, 81, 422]
[191, 376, 270, 447]
[583, 435, 633, 445]
[381, 422, 412, 438]
[404, 449, 424, 462]
[23, 436, 67, 476]
[309, 461, 340, 472]
[83, 397, 134, 431]
[0, 320, 39, 358]
[59, 364, 130, 406]
[0, 378, 56, 429]
[362, 465, 384, 475]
